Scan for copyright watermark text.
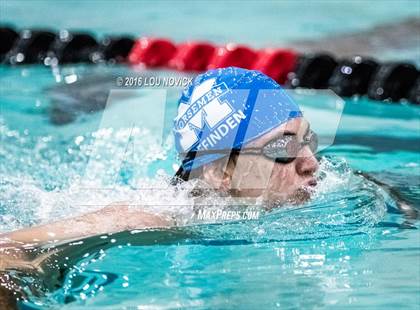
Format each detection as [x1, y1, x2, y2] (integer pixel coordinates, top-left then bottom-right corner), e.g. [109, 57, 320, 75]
[116, 76, 193, 88]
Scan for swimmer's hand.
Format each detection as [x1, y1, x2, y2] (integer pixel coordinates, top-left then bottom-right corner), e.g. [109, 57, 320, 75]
[0, 202, 173, 247]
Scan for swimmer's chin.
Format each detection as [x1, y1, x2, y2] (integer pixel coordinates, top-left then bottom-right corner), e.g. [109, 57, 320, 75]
[288, 186, 315, 204]
[265, 186, 315, 209]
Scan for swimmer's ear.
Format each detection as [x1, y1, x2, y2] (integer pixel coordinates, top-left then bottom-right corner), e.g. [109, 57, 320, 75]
[201, 159, 232, 191]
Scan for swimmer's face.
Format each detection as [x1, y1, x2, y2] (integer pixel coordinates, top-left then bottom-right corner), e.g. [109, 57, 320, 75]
[202, 118, 319, 206]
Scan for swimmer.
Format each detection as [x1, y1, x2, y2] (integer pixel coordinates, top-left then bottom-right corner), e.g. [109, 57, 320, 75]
[0, 68, 319, 307]
[2, 66, 319, 244]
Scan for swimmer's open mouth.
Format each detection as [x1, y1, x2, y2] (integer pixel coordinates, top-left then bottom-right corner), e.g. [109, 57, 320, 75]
[290, 179, 319, 204]
[307, 178, 318, 187]
[265, 179, 319, 208]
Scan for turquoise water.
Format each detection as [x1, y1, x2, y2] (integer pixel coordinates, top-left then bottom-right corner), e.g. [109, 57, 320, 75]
[1, 1, 420, 309]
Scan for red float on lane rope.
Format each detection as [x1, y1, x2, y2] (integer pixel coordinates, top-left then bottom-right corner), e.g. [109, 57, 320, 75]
[128, 37, 177, 67]
[169, 42, 215, 72]
[253, 48, 298, 84]
[207, 43, 257, 70]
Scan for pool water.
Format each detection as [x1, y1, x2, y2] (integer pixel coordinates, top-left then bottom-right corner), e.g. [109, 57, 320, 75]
[1, 1, 420, 309]
[1, 64, 419, 310]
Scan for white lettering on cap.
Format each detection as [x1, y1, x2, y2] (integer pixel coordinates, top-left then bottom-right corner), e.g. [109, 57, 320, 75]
[176, 78, 235, 151]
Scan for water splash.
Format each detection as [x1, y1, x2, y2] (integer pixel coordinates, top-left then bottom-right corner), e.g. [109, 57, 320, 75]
[1, 114, 388, 242]
[186, 157, 388, 242]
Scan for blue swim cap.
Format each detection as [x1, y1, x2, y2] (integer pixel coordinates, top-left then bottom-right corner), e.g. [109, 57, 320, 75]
[173, 67, 302, 171]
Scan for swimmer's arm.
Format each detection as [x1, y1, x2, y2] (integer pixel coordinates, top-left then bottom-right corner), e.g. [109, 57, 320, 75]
[0, 203, 173, 246]
[356, 171, 418, 219]
[0, 205, 172, 309]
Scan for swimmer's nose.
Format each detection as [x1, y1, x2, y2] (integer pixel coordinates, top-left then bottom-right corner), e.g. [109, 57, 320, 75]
[295, 145, 319, 176]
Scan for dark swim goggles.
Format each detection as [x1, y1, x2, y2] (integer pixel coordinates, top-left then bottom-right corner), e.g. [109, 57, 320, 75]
[182, 130, 318, 164]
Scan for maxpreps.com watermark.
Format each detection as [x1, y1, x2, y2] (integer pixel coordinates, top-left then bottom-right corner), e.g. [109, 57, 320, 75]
[116, 76, 193, 87]
[192, 209, 261, 221]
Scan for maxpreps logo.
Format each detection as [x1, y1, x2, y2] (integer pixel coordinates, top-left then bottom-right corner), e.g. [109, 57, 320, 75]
[175, 78, 246, 151]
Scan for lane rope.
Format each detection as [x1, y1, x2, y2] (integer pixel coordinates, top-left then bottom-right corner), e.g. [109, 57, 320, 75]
[0, 26, 418, 104]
